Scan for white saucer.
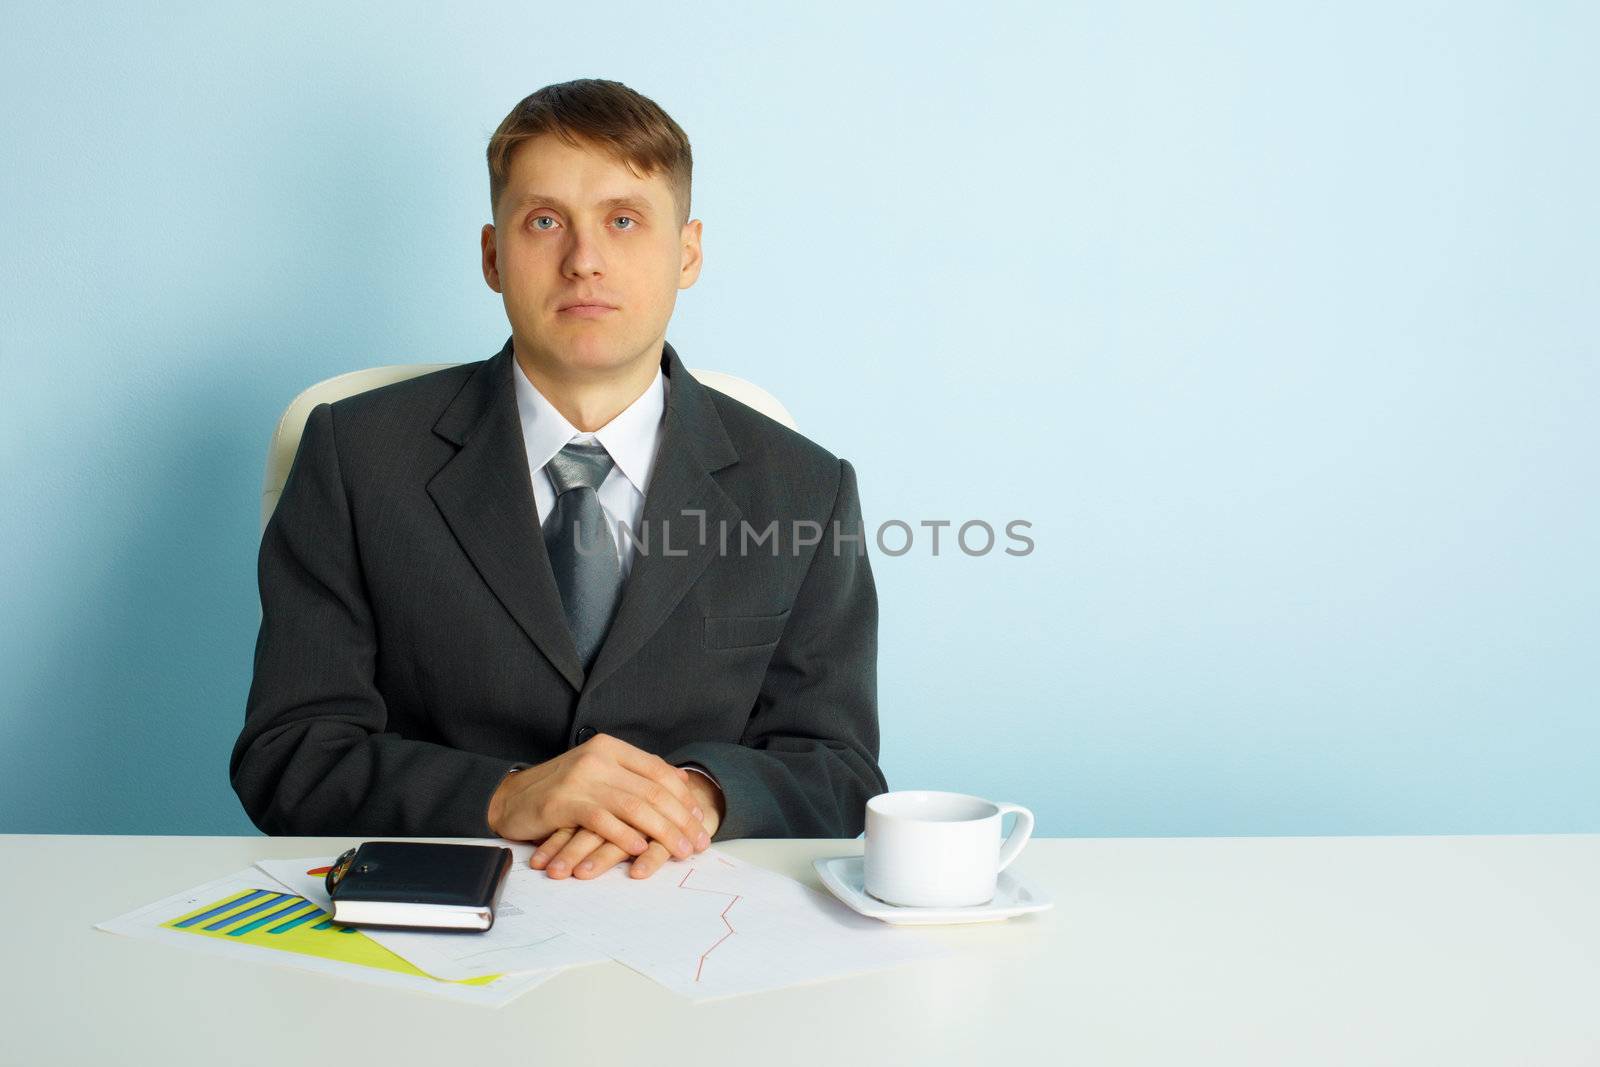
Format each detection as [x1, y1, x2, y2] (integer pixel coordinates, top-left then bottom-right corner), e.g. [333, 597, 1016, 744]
[813, 855, 1053, 925]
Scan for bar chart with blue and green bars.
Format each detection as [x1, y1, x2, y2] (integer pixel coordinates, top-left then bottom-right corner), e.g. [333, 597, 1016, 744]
[161, 886, 500, 986]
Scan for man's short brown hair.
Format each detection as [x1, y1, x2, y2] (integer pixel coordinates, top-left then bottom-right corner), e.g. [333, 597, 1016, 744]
[486, 78, 693, 228]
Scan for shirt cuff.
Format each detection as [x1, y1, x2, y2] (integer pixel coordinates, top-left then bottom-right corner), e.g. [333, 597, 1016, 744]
[678, 763, 722, 792]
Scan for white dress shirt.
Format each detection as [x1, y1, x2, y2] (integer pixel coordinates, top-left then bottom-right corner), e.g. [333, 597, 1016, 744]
[511, 357, 722, 799]
[513, 358, 669, 582]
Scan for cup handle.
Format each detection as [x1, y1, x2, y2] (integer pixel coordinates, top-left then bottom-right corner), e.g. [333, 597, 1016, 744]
[995, 803, 1034, 873]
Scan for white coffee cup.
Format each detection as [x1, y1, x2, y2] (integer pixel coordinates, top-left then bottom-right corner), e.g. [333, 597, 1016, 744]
[863, 790, 1035, 908]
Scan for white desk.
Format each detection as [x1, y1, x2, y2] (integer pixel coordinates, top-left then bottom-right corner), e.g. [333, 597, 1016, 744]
[5, 833, 1597, 1065]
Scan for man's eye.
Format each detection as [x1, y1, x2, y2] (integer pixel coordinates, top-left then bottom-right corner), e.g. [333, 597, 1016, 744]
[531, 215, 556, 230]
[614, 216, 635, 230]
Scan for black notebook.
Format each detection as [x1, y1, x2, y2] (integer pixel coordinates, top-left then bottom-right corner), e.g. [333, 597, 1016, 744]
[323, 841, 513, 932]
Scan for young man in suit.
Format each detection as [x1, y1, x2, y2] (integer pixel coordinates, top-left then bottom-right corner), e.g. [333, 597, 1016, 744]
[231, 79, 885, 881]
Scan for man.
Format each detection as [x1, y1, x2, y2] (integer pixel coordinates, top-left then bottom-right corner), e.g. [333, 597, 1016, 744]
[230, 79, 885, 882]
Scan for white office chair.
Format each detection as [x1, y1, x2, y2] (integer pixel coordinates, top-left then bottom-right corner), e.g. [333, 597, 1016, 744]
[261, 361, 797, 530]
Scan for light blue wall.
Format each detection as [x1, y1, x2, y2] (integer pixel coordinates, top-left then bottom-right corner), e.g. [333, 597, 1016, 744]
[3, 2, 1595, 837]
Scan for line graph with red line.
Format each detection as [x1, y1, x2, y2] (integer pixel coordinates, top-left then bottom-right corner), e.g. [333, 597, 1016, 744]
[676, 866, 742, 982]
[503, 845, 950, 1001]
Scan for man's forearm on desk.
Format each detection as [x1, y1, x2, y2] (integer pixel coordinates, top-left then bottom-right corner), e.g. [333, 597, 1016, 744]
[235, 401, 526, 838]
[663, 458, 886, 840]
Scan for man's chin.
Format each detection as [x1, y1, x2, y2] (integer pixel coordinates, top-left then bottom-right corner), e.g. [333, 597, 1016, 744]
[522, 334, 653, 380]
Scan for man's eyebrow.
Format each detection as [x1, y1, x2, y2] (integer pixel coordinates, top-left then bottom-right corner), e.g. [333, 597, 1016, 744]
[514, 192, 656, 213]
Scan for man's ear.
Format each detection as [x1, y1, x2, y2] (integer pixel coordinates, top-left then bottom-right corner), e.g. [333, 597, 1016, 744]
[678, 218, 704, 289]
[481, 223, 502, 293]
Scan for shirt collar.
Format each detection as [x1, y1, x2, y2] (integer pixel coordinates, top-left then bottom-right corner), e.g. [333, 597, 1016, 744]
[513, 357, 669, 497]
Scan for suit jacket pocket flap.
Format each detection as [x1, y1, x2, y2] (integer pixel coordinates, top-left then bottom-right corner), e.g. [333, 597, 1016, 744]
[703, 610, 791, 649]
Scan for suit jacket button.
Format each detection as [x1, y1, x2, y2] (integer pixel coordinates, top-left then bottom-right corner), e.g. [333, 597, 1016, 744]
[575, 726, 597, 743]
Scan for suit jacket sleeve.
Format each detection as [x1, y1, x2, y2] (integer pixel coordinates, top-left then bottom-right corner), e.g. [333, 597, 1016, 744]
[230, 402, 521, 836]
[663, 457, 887, 839]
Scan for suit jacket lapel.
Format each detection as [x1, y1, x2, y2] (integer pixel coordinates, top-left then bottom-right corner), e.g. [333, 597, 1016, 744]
[583, 341, 742, 694]
[428, 338, 586, 691]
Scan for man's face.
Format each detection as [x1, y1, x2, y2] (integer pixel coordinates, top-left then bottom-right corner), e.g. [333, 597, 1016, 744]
[481, 133, 702, 380]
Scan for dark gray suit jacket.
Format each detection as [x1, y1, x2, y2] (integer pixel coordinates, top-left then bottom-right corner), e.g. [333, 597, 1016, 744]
[231, 337, 884, 840]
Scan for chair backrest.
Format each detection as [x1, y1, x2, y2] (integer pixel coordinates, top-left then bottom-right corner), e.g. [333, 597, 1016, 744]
[262, 362, 797, 530]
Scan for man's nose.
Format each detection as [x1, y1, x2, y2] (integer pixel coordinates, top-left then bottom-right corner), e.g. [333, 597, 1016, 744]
[561, 223, 607, 275]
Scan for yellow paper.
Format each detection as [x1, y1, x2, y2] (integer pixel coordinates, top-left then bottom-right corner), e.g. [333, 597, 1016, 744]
[162, 888, 499, 987]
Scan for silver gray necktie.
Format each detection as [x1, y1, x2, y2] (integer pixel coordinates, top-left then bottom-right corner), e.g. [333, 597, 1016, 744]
[542, 439, 623, 670]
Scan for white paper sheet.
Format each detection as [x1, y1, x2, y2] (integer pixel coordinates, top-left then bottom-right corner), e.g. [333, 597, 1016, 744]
[255, 856, 610, 981]
[502, 846, 955, 1002]
[94, 868, 563, 1007]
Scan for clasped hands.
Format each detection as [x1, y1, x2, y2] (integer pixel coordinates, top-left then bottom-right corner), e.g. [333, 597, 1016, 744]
[487, 732, 722, 881]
